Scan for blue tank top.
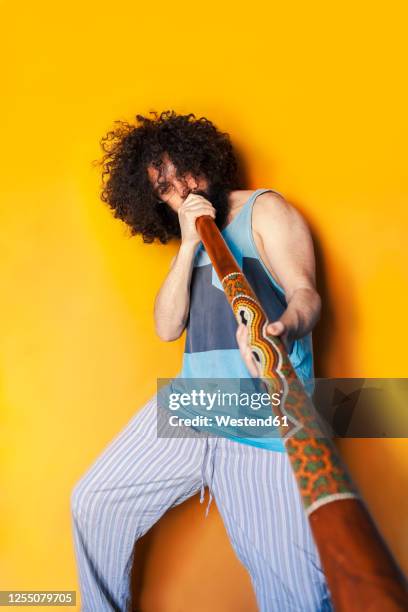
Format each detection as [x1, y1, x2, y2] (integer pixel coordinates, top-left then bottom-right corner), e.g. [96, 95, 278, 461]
[177, 188, 314, 452]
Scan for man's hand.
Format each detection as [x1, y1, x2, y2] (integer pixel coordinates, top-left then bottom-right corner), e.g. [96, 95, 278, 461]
[265, 320, 295, 353]
[236, 320, 295, 377]
[178, 193, 216, 247]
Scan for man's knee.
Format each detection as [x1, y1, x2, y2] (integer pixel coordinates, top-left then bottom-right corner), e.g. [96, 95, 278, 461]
[70, 454, 115, 524]
[70, 463, 146, 529]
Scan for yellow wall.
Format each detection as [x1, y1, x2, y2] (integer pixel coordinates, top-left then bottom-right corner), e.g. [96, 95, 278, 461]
[1, 1, 407, 609]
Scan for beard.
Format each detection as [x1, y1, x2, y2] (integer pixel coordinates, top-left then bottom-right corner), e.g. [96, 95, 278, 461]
[156, 182, 231, 242]
[192, 183, 230, 231]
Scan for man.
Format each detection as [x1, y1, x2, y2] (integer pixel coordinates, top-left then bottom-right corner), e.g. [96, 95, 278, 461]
[71, 111, 331, 611]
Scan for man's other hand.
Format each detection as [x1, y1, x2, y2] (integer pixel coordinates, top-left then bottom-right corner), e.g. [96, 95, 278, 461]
[236, 320, 294, 378]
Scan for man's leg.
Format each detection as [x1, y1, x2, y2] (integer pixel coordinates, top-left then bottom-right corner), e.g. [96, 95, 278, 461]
[210, 438, 333, 612]
[71, 396, 205, 611]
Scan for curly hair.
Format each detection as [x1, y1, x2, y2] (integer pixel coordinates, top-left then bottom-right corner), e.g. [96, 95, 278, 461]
[97, 110, 240, 243]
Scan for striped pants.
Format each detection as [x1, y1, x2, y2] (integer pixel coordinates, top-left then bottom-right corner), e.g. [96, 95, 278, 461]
[71, 396, 333, 611]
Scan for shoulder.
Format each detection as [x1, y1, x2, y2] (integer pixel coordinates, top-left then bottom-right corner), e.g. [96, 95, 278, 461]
[228, 189, 255, 209]
[252, 190, 309, 235]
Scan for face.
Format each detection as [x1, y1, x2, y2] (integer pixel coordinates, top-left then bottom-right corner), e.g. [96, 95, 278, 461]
[147, 152, 209, 212]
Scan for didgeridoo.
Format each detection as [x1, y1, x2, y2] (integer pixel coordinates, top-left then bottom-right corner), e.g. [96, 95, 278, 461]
[195, 210, 408, 611]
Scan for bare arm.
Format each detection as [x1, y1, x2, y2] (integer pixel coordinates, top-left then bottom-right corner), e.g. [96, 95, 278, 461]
[154, 193, 216, 341]
[154, 242, 197, 341]
[237, 192, 321, 375]
[254, 193, 321, 345]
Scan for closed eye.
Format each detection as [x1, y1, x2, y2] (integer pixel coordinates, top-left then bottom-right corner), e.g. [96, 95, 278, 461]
[157, 182, 171, 196]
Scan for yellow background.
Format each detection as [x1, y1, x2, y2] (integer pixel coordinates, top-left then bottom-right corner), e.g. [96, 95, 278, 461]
[1, 1, 407, 610]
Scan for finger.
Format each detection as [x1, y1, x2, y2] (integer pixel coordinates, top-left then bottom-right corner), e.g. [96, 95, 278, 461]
[236, 326, 250, 355]
[183, 193, 200, 204]
[246, 355, 261, 378]
[236, 323, 251, 356]
[194, 207, 216, 216]
[183, 198, 204, 208]
[267, 320, 285, 335]
[183, 194, 211, 207]
[192, 209, 216, 219]
[236, 322, 248, 343]
[240, 339, 260, 376]
[181, 203, 216, 215]
[236, 324, 260, 377]
[182, 202, 215, 212]
[190, 211, 216, 221]
[244, 345, 262, 377]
